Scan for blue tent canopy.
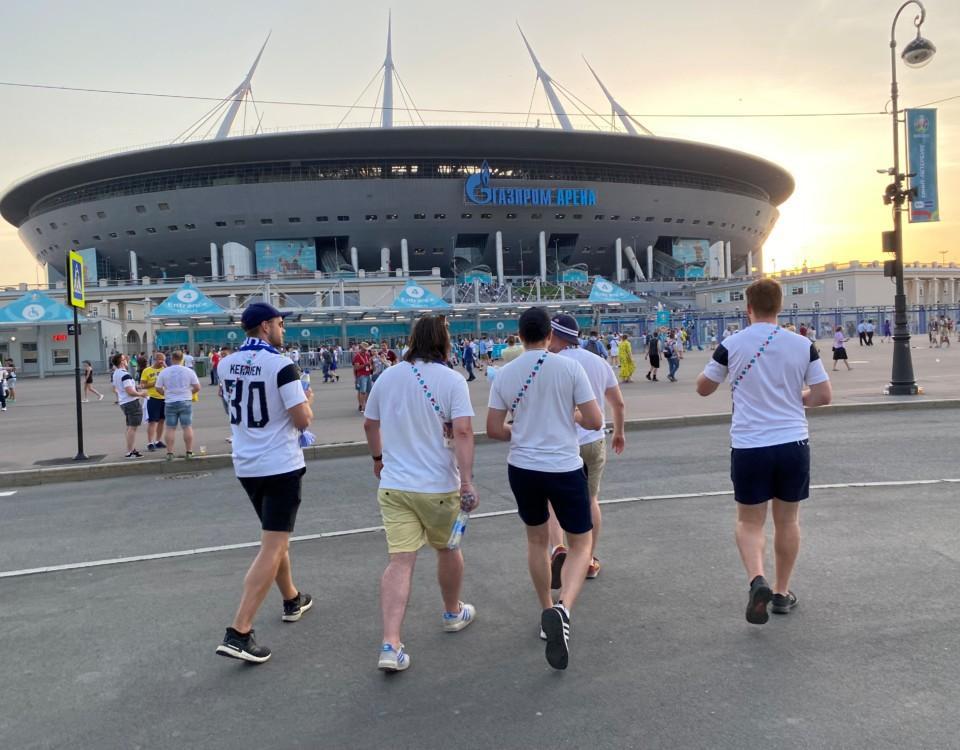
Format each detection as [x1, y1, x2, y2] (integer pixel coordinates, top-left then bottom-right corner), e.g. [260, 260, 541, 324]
[588, 276, 641, 304]
[151, 282, 225, 317]
[0, 290, 80, 324]
[390, 282, 450, 310]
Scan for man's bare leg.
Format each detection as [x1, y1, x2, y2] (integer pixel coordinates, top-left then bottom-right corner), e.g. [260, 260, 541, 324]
[231, 531, 290, 633]
[381, 551, 416, 648]
[436, 548, 464, 613]
[525, 523, 553, 609]
[735, 501, 768, 581]
[771, 499, 800, 594]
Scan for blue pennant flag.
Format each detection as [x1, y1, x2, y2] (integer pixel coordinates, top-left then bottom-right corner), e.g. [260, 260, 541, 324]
[588, 277, 641, 304]
[390, 282, 450, 310]
[0, 291, 79, 324]
[151, 282, 225, 317]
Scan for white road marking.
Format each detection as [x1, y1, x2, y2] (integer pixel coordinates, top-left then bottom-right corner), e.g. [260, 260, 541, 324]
[1, 478, 957, 579]
[0, 491, 17, 497]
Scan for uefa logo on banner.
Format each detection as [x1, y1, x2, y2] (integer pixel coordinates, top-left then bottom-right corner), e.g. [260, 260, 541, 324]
[405, 285, 424, 299]
[177, 288, 200, 304]
[596, 280, 613, 293]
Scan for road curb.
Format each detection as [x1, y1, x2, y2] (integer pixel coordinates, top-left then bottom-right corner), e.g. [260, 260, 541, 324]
[4, 398, 959, 488]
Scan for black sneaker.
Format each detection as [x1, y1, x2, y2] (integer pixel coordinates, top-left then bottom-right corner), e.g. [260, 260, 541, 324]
[282, 592, 314, 623]
[746, 575, 773, 625]
[550, 545, 567, 591]
[124, 450, 143, 459]
[146, 443, 156, 452]
[155, 440, 167, 449]
[215, 627, 271, 663]
[771, 591, 798, 615]
[541, 605, 570, 670]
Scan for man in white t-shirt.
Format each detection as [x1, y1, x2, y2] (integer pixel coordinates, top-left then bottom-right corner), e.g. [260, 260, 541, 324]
[487, 306, 603, 670]
[363, 316, 478, 673]
[545, 314, 626, 585]
[696, 278, 832, 626]
[182, 348, 195, 370]
[214, 303, 315, 665]
[155, 350, 201, 460]
[110, 353, 149, 458]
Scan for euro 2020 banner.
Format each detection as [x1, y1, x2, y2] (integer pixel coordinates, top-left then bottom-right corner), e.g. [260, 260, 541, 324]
[907, 109, 939, 223]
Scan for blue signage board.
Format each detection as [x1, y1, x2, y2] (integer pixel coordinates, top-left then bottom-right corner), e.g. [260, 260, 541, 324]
[588, 276, 641, 304]
[560, 268, 589, 283]
[464, 271, 493, 285]
[907, 109, 939, 223]
[390, 282, 450, 310]
[152, 283, 225, 317]
[465, 161, 597, 207]
[655, 310, 671, 327]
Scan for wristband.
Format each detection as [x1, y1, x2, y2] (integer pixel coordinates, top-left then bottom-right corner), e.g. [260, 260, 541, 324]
[372, 454, 383, 462]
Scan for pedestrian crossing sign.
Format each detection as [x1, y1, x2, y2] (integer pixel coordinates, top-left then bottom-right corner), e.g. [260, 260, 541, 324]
[68, 251, 85, 309]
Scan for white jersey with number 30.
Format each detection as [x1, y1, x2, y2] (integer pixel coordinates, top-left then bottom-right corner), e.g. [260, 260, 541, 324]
[218, 344, 307, 478]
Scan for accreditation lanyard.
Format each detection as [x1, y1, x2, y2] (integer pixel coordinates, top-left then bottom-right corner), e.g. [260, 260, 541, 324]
[509, 351, 549, 418]
[730, 325, 781, 401]
[409, 362, 448, 422]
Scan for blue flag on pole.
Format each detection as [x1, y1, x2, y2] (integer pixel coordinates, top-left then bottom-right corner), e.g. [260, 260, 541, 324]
[907, 109, 939, 223]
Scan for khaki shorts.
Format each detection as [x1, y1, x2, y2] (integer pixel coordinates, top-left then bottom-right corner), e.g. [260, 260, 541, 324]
[378, 488, 460, 553]
[580, 438, 607, 498]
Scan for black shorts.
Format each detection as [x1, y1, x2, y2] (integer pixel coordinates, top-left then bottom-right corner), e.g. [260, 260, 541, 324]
[239, 467, 306, 533]
[507, 464, 593, 534]
[146, 397, 165, 423]
[731, 440, 810, 505]
[833, 347, 848, 361]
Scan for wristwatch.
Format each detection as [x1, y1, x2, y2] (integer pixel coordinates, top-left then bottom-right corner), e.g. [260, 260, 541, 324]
[372, 454, 383, 462]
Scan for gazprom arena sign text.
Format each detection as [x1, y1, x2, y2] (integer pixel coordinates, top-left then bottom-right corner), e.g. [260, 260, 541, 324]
[465, 160, 597, 207]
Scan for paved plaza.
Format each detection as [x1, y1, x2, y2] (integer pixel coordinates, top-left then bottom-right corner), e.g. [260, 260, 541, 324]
[1, 412, 958, 749]
[1, 339, 959, 473]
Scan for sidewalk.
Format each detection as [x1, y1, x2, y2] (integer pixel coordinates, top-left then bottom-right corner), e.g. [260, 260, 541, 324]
[2, 340, 957, 474]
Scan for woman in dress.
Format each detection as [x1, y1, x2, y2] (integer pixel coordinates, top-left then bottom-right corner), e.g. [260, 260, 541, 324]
[82, 360, 104, 401]
[618, 333, 636, 383]
[644, 332, 661, 381]
[832, 326, 852, 371]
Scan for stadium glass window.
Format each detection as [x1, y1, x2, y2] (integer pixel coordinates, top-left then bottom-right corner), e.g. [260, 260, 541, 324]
[434, 213, 446, 220]
[126, 230, 136, 236]
[288, 217, 301, 223]
[184, 223, 196, 230]
[72, 239, 80, 245]
[145, 227, 157, 233]
[215, 221, 227, 227]
[414, 248, 426, 255]
[594, 214, 605, 221]
[720, 222, 727, 228]
[506, 213, 517, 219]
[234, 219, 246, 226]
[676, 219, 685, 224]
[92, 235, 101, 241]
[631, 216, 641, 222]
[756, 210, 762, 217]
[260, 218, 274, 225]
[316, 216, 328, 222]
[531, 213, 542, 220]
[97, 211, 106, 219]
[480, 213, 492, 219]
[168, 225, 179, 231]
[80, 214, 89, 222]
[365, 214, 377, 221]
[460, 213, 472, 219]
[158, 203, 169, 211]
[707, 220, 715, 226]
[432, 248, 444, 254]
[645, 216, 655, 222]
[49, 221, 58, 229]
[572, 214, 583, 220]
[108, 232, 119, 238]
[610, 215, 620, 220]
[35, 227, 42, 235]
[663, 218, 673, 223]
[337, 215, 350, 222]
[135, 205, 147, 214]
[692, 219, 701, 225]
[555, 213, 566, 220]
[387, 213, 399, 220]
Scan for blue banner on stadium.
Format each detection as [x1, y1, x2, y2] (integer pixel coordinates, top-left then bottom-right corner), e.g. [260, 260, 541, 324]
[0, 291, 79, 324]
[907, 109, 939, 223]
[390, 282, 450, 309]
[588, 277, 641, 304]
[151, 282, 225, 317]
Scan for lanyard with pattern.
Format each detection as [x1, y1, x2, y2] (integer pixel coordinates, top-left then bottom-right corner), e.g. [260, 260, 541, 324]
[730, 325, 781, 396]
[409, 362, 447, 422]
[509, 351, 549, 416]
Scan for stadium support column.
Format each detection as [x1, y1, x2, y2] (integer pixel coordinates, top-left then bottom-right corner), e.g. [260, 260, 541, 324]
[725, 242, 732, 279]
[495, 231, 504, 286]
[647, 245, 653, 281]
[539, 231, 547, 282]
[144, 298, 153, 353]
[210, 243, 219, 279]
[401, 239, 409, 277]
[381, 247, 390, 273]
[350, 246, 359, 274]
[129, 251, 139, 282]
[615, 239, 623, 282]
[748, 250, 754, 277]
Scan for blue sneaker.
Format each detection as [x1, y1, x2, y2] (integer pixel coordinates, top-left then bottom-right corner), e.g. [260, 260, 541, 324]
[378, 643, 410, 672]
[442, 602, 476, 632]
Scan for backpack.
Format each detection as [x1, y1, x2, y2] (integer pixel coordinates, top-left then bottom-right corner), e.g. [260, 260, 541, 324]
[663, 343, 675, 359]
[585, 339, 604, 358]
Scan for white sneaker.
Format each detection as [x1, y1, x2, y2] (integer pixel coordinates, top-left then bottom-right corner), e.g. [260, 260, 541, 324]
[98, 394, 104, 401]
[377, 643, 410, 672]
[442, 602, 476, 632]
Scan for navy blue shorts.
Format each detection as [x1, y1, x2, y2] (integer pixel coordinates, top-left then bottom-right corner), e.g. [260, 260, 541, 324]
[731, 440, 810, 505]
[239, 467, 306, 533]
[507, 464, 593, 534]
[146, 397, 165, 423]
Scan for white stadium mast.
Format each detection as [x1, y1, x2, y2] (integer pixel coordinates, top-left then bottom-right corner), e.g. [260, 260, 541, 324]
[517, 24, 574, 132]
[215, 32, 271, 139]
[382, 11, 395, 128]
[583, 56, 654, 136]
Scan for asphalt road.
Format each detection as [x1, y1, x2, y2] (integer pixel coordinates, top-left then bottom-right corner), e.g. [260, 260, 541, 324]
[1, 411, 958, 749]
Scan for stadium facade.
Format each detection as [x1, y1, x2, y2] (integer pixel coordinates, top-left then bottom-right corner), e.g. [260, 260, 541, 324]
[0, 23, 793, 290]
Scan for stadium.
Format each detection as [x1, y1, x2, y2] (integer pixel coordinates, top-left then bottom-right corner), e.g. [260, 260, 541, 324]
[0, 24, 793, 290]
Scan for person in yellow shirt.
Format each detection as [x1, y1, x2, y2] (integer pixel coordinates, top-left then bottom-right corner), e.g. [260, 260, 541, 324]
[140, 351, 168, 451]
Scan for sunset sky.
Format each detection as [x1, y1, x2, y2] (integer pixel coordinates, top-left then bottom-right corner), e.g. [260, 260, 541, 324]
[0, 0, 957, 285]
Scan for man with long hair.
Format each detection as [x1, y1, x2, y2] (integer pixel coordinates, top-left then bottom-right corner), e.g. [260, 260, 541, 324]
[364, 315, 478, 673]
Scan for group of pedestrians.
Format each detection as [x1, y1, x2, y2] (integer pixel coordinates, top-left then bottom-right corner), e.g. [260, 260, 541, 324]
[0, 359, 17, 411]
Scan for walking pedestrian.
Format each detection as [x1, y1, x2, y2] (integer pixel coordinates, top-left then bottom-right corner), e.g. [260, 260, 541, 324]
[857, 320, 866, 346]
[462, 338, 477, 381]
[618, 333, 636, 383]
[352, 342, 374, 412]
[501, 335, 524, 363]
[696, 278, 832, 625]
[110, 353, 149, 458]
[882, 319, 892, 342]
[5, 360, 17, 401]
[0, 366, 8, 412]
[363, 316, 478, 672]
[582, 330, 608, 359]
[664, 331, 681, 382]
[82, 360, 104, 402]
[215, 302, 315, 664]
[544, 314, 626, 586]
[155, 350, 201, 460]
[832, 326, 852, 371]
[644, 332, 660, 382]
[210, 348, 221, 386]
[140, 352, 168, 452]
[486, 307, 603, 670]
[865, 319, 875, 346]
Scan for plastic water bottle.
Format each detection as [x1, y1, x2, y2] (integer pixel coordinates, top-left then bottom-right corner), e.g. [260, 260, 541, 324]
[446, 510, 469, 550]
[300, 369, 311, 392]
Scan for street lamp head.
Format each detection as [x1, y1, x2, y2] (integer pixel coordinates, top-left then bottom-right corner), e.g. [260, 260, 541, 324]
[901, 31, 936, 67]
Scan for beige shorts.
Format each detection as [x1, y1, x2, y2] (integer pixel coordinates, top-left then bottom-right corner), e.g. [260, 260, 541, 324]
[377, 488, 460, 553]
[580, 438, 607, 498]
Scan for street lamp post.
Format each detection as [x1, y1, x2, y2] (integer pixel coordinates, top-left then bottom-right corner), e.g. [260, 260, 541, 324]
[885, 0, 936, 395]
